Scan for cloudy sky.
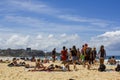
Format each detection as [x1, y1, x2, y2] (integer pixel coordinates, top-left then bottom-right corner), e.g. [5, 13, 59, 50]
[0, 0, 120, 55]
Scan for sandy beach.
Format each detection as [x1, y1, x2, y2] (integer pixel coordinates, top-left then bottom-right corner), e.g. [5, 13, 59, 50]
[0, 60, 120, 80]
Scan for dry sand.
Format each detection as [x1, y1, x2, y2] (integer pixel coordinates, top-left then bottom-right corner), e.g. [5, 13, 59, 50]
[0, 60, 120, 80]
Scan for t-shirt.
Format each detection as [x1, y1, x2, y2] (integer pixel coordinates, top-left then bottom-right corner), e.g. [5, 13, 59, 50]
[80, 55, 85, 60]
[61, 50, 67, 60]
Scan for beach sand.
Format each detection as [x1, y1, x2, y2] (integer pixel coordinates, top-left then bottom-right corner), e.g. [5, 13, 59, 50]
[0, 61, 120, 80]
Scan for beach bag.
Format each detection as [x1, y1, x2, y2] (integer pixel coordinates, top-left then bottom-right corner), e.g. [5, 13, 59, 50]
[115, 64, 120, 72]
[98, 64, 106, 72]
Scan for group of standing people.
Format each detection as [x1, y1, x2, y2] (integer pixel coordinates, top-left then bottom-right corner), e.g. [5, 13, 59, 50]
[52, 44, 106, 70]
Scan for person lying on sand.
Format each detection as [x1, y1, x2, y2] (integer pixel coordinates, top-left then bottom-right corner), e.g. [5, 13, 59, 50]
[54, 64, 71, 71]
[27, 62, 71, 72]
[0, 59, 11, 63]
[25, 59, 48, 70]
[44, 63, 71, 71]
[8, 58, 26, 67]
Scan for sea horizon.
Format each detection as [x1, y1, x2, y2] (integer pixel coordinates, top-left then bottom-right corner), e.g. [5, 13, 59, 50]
[0, 55, 120, 61]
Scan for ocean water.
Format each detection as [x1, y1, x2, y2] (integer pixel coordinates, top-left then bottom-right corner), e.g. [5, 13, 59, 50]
[0, 55, 120, 61]
[106, 56, 120, 60]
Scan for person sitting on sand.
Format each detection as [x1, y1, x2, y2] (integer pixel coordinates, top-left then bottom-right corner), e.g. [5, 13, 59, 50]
[0, 59, 3, 62]
[115, 64, 120, 72]
[34, 59, 46, 70]
[12, 58, 18, 66]
[31, 56, 36, 62]
[0, 59, 10, 63]
[43, 57, 50, 63]
[107, 57, 111, 64]
[111, 56, 117, 65]
[107, 56, 116, 65]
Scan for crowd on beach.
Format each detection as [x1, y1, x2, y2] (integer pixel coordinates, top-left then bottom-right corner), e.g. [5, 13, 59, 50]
[50, 43, 120, 72]
[52, 44, 107, 71]
[0, 43, 120, 72]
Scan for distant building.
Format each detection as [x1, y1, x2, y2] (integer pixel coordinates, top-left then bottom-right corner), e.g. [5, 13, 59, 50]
[0, 48, 45, 57]
[26, 48, 31, 52]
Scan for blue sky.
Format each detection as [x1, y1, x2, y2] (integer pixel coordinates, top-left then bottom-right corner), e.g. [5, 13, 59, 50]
[0, 0, 120, 55]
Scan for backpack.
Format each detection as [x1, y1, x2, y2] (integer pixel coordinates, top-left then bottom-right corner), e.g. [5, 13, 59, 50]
[85, 47, 91, 57]
[115, 64, 120, 72]
[98, 64, 106, 72]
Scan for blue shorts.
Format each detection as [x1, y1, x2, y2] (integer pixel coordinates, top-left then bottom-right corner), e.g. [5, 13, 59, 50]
[72, 56, 77, 61]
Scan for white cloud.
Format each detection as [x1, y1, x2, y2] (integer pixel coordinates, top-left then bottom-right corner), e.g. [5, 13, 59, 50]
[4, 15, 110, 34]
[90, 30, 120, 51]
[4, 16, 45, 27]
[48, 34, 54, 38]
[6, 35, 30, 48]
[9, 0, 59, 15]
[1, 0, 115, 34]
[36, 35, 43, 40]
[2, 0, 112, 29]
[91, 22, 109, 27]
[99, 30, 120, 37]
[58, 15, 111, 27]
[58, 15, 94, 22]
[60, 33, 67, 37]
[0, 33, 83, 51]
